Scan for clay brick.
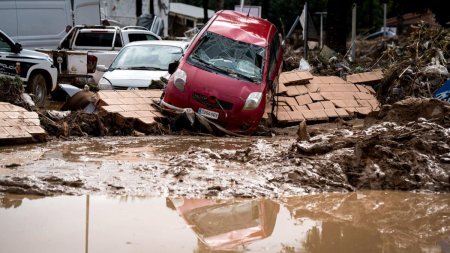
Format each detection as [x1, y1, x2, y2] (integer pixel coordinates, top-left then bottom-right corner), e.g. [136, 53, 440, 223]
[331, 84, 348, 92]
[356, 84, 370, 93]
[118, 111, 139, 118]
[276, 111, 291, 122]
[282, 105, 292, 112]
[101, 98, 122, 105]
[117, 91, 137, 98]
[102, 91, 123, 99]
[22, 112, 39, 119]
[296, 94, 313, 105]
[288, 111, 304, 121]
[319, 92, 334, 100]
[135, 104, 154, 111]
[308, 77, 323, 84]
[277, 82, 288, 94]
[357, 99, 371, 107]
[4, 126, 31, 138]
[321, 101, 335, 109]
[296, 105, 309, 111]
[366, 85, 376, 94]
[318, 83, 334, 92]
[305, 82, 320, 92]
[278, 74, 289, 85]
[101, 105, 124, 113]
[286, 86, 300, 96]
[309, 92, 323, 101]
[331, 100, 346, 108]
[311, 109, 328, 120]
[119, 105, 139, 111]
[335, 108, 350, 117]
[23, 125, 46, 135]
[22, 119, 41, 126]
[344, 99, 360, 107]
[0, 127, 9, 138]
[3, 112, 20, 119]
[137, 117, 156, 125]
[307, 102, 325, 110]
[324, 108, 339, 118]
[135, 111, 155, 117]
[367, 99, 380, 109]
[345, 107, 357, 115]
[356, 107, 372, 115]
[301, 110, 316, 120]
[354, 92, 374, 100]
[296, 85, 309, 94]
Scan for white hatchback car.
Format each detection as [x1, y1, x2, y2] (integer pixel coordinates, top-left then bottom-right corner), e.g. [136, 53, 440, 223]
[97, 40, 189, 90]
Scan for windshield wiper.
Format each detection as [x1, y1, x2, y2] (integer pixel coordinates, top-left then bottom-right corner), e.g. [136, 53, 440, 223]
[227, 71, 256, 83]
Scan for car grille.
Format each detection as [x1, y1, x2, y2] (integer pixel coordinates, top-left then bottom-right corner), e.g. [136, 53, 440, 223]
[192, 92, 233, 110]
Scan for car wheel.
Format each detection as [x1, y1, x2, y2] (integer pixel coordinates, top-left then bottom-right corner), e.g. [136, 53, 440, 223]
[29, 73, 48, 107]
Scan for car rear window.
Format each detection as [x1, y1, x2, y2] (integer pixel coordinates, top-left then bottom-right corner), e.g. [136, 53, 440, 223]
[128, 33, 159, 42]
[75, 32, 122, 47]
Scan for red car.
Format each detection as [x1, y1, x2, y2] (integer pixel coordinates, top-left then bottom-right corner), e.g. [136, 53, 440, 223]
[162, 10, 283, 134]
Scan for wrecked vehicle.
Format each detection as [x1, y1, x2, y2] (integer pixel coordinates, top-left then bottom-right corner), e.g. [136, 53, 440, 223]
[0, 30, 57, 106]
[96, 40, 189, 90]
[37, 25, 161, 88]
[162, 10, 283, 134]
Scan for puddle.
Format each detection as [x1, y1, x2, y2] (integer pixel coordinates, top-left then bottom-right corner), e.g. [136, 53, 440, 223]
[1, 191, 449, 253]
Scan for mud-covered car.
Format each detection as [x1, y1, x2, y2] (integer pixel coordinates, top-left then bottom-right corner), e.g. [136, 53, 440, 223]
[0, 30, 57, 106]
[161, 10, 283, 134]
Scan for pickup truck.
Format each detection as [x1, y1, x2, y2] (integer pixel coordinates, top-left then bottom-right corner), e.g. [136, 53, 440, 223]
[37, 25, 161, 88]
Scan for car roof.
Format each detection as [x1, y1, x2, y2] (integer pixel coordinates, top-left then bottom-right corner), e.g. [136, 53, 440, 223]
[207, 10, 275, 47]
[124, 40, 189, 49]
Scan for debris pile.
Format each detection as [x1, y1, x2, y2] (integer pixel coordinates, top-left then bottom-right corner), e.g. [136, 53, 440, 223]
[377, 24, 450, 104]
[286, 98, 450, 192]
[274, 70, 380, 124]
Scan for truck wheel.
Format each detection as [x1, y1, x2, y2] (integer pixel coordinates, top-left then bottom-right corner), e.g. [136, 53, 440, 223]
[29, 73, 48, 107]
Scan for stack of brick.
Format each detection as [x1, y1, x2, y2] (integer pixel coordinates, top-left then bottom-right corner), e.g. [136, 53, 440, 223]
[345, 69, 383, 84]
[274, 71, 380, 124]
[0, 102, 46, 144]
[97, 90, 164, 132]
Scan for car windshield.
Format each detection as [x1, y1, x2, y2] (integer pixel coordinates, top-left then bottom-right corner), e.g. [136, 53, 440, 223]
[110, 44, 183, 71]
[188, 31, 265, 83]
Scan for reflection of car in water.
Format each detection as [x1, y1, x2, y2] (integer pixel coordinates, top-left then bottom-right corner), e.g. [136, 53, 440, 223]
[162, 10, 284, 134]
[97, 40, 189, 90]
[170, 198, 279, 250]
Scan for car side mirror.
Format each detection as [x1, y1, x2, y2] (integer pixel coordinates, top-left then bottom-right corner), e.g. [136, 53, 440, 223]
[96, 65, 108, 72]
[168, 61, 179, 75]
[12, 43, 22, 53]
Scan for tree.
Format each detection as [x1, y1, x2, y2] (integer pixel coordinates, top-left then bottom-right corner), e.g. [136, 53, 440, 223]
[325, 0, 352, 54]
[203, 0, 208, 24]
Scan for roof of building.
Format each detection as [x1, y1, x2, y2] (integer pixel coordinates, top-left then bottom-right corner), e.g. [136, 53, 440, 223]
[169, 3, 215, 19]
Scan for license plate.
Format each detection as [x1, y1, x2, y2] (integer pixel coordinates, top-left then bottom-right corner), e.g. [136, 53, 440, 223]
[198, 108, 219, 119]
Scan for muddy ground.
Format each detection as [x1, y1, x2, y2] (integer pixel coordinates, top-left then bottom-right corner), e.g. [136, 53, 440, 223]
[0, 98, 449, 198]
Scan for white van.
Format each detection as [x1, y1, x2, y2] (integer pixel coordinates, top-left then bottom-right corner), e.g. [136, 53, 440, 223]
[0, 0, 100, 50]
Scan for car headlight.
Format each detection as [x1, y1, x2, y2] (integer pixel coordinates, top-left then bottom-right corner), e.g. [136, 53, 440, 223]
[173, 69, 187, 92]
[98, 77, 113, 90]
[243, 92, 263, 110]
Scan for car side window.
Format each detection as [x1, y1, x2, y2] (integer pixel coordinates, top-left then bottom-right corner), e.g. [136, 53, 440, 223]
[0, 36, 12, 52]
[128, 33, 158, 42]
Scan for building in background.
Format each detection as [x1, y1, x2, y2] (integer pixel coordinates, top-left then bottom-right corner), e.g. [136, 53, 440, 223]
[168, 3, 214, 37]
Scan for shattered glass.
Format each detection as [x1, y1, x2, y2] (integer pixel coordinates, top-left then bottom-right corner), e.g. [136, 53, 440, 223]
[188, 32, 265, 83]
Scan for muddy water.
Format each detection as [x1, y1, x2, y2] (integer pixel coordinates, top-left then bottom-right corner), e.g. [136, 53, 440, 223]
[0, 191, 449, 253]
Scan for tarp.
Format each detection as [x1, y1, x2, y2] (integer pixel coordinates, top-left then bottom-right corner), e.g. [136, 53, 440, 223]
[434, 80, 450, 102]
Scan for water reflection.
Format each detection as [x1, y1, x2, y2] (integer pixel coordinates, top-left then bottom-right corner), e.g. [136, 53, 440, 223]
[170, 198, 279, 252]
[0, 192, 448, 253]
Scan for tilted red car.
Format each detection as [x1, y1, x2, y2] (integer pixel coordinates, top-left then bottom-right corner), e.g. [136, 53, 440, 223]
[162, 10, 283, 134]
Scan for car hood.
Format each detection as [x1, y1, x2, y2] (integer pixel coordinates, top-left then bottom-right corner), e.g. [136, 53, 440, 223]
[21, 49, 51, 60]
[182, 63, 264, 102]
[103, 69, 167, 88]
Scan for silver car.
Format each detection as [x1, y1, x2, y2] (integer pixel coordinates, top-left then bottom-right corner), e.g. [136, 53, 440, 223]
[97, 40, 189, 90]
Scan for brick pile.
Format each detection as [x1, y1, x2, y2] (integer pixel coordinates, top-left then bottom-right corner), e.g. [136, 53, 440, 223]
[0, 102, 46, 144]
[345, 69, 383, 84]
[274, 70, 380, 124]
[97, 90, 164, 130]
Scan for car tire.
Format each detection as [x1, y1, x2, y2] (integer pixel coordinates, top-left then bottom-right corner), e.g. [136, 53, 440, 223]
[29, 73, 48, 107]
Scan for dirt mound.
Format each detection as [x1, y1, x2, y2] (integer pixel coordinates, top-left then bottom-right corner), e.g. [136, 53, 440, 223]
[367, 97, 450, 126]
[289, 119, 450, 192]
